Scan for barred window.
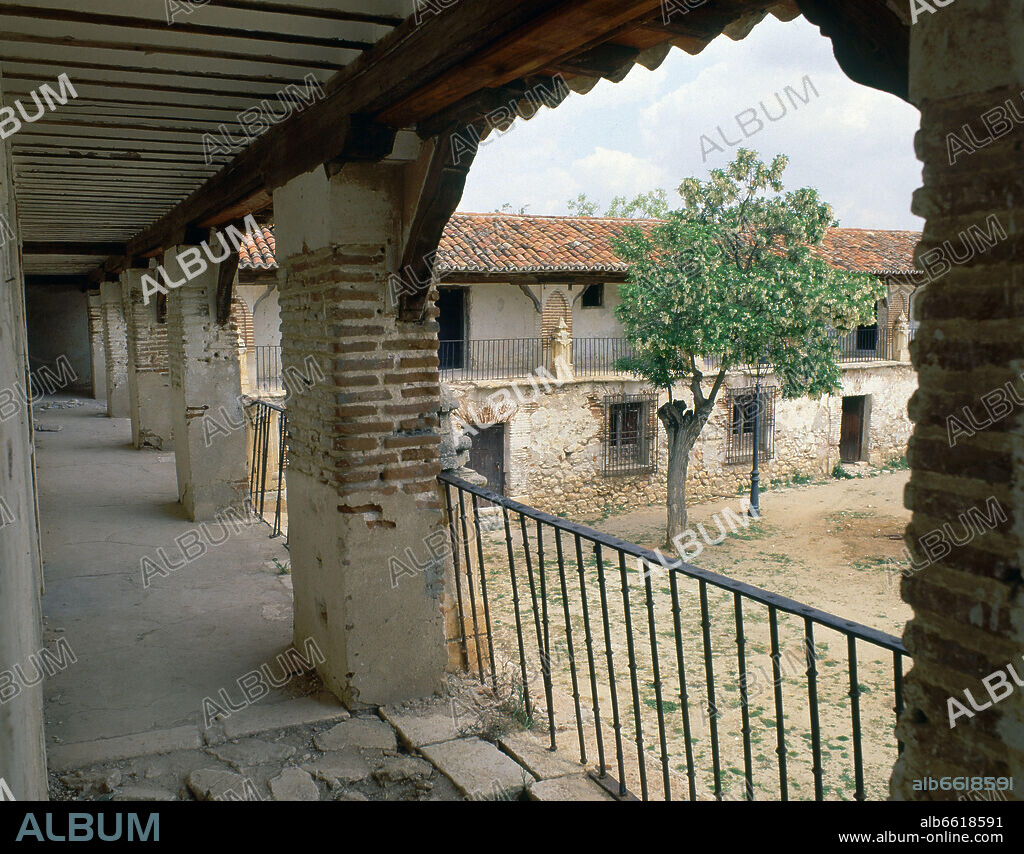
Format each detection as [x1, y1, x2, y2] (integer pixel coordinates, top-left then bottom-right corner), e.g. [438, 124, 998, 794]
[603, 392, 658, 475]
[726, 386, 776, 464]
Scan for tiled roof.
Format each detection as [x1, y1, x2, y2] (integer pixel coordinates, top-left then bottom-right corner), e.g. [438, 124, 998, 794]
[437, 213, 922, 276]
[242, 215, 922, 276]
[437, 213, 650, 275]
[237, 225, 277, 270]
[815, 227, 922, 275]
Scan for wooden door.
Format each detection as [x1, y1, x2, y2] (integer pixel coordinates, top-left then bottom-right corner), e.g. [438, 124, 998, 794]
[840, 396, 865, 463]
[468, 423, 505, 497]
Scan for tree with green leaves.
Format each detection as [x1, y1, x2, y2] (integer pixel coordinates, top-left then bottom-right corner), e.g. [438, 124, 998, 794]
[611, 149, 883, 544]
[567, 190, 669, 219]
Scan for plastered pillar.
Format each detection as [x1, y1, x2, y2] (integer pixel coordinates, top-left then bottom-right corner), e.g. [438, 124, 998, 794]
[165, 247, 248, 521]
[274, 155, 450, 707]
[99, 280, 130, 418]
[121, 269, 173, 449]
[892, 0, 1024, 799]
[0, 84, 47, 799]
[86, 292, 107, 401]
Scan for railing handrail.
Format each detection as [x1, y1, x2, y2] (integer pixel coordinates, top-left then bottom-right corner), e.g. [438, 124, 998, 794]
[242, 394, 287, 414]
[438, 471, 906, 654]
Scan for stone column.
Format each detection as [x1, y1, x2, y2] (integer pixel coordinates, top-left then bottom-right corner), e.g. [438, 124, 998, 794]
[86, 292, 107, 401]
[550, 316, 574, 382]
[892, 0, 1024, 799]
[121, 269, 173, 449]
[99, 281, 130, 417]
[165, 246, 248, 521]
[893, 312, 911, 363]
[274, 155, 453, 706]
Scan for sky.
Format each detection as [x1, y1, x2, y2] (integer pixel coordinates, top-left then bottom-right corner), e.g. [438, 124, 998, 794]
[460, 14, 924, 232]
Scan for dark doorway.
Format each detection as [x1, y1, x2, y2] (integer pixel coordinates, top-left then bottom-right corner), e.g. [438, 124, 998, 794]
[855, 323, 878, 353]
[840, 396, 866, 463]
[437, 287, 466, 370]
[468, 424, 506, 497]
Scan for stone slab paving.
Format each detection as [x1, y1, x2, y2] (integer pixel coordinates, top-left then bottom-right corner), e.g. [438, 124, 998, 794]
[528, 774, 617, 801]
[48, 672, 613, 802]
[498, 730, 585, 781]
[186, 768, 250, 801]
[301, 748, 374, 786]
[217, 695, 349, 741]
[420, 738, 530, 801]
[49, 725, 203, 771]
[313, 716, 397, 752]
[269, 767, 320, 801]
[381, 705, 462, 748]
[209, 738, 297, 771]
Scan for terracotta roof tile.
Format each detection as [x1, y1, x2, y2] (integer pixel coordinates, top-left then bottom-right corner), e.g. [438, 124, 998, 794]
[244, 215, 921, 276]
[237, 225, 278, 270]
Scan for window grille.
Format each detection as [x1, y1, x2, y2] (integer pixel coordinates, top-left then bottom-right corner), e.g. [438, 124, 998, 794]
[603, 392, 658, 475]
[725, 386, 776, 464]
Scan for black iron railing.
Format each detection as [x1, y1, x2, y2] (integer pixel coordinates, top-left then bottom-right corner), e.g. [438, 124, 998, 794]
[439, 472, 908, 802]
[255, 345, 283, 392]
[573, 338, 637, 377]
[439, 338, 545, 382]
[246, 398, 287, 539]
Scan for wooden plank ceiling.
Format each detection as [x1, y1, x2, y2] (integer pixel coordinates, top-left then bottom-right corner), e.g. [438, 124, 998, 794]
[0, 0, 907, 286]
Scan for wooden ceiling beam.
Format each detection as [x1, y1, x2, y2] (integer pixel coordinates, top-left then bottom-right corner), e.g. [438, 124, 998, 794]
[23, 241, 126, 256]
[0, 6, 378, 51]
[375, 0, 664, 126]
[0, 30, 353, 71]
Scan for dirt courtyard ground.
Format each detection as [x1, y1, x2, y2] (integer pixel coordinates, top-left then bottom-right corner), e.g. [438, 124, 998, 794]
[580, 469, 914, 638]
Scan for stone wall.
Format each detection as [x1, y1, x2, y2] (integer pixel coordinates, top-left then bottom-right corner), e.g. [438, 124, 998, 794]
[24, 284, 92, 394]
[451, 362, 917, 519]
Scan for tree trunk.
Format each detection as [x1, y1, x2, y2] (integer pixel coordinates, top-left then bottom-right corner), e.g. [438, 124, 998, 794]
[659, 400, 694, 544]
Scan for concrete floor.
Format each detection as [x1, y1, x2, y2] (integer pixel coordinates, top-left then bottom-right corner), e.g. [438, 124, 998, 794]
[35, 397, 308, 761]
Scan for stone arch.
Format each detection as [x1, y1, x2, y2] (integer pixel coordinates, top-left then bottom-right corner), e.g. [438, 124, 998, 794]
[541, 290, 571, 341]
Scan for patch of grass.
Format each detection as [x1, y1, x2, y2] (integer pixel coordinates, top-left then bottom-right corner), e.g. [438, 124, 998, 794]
[886, 455, 910, 470]
[832, 463, 857, 480]
[272, 558, 291, 575]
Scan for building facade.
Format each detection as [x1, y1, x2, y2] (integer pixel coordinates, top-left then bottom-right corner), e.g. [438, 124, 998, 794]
[433, 214, 923, 517]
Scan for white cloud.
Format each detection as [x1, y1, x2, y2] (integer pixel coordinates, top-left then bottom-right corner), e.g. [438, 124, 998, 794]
[572, 147, 670, 196]
[460, 15, 924, 230]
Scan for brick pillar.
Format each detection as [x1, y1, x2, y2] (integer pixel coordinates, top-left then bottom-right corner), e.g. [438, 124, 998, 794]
[121, 269, 173, 449]
[165, 246, 248, 521]
[274, 160, 449, 706]
[99, 280, 130, 417]
[892, 1, 1024, 799]
[86, 292, 107, 401]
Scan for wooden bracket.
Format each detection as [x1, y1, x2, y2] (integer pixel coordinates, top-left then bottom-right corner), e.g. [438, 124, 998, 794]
[397, 123, 480, 323]
[324, 114, 399, 178]
[216, 251, 239, 326]
[518, 283, 542, 313]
